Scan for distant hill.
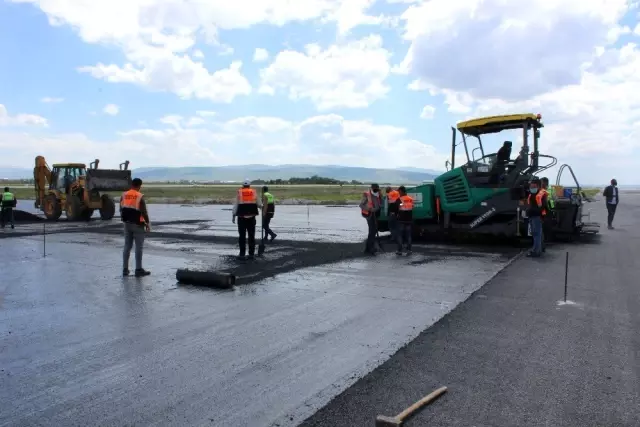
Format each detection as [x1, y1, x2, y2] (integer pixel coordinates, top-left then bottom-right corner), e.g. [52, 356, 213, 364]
[0, 164, 438, 184]
[131, 164, 440, 184]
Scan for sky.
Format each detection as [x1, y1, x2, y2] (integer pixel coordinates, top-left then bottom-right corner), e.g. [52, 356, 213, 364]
[1, 0, 640, 185]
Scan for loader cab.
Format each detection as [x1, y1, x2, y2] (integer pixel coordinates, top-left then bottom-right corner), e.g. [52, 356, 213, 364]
[50, 163, 87, 194]
[451, 113, 546, 189]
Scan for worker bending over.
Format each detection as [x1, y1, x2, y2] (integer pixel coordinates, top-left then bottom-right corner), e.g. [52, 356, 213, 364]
[120, 178, 151, 277]
[360, 183, 382, 255]
[1, 187, 16, 229]
[395, 186, 413, 255]
[233, 180, 262, 260]
[262, 186, 277, 242]
[385, 186, 400, 242]
[527, 178, 547, 258]
[540, 177, 555, 251]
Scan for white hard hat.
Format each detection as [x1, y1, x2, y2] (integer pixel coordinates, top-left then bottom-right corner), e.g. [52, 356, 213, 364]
[243, 179, 250, 186]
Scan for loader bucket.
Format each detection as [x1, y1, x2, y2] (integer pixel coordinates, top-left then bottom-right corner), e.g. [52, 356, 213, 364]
[85, 168, 132, 191]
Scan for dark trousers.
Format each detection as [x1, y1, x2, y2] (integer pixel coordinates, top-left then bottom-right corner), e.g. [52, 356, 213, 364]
[397, 222, 412, 251]
[542, 214, 553, 251]
[238, 216, 256, 256]
[262, 215, 276, 239]
[1, 208, 14, 228]
[365, 214, 378, 252]
[607, 203, 617, 226]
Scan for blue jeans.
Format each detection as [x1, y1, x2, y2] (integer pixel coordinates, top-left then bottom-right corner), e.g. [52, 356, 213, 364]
[530, 216, 542, 255]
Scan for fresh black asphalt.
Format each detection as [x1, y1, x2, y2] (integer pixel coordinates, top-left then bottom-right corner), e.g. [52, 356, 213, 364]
[301, 193, 640, 427]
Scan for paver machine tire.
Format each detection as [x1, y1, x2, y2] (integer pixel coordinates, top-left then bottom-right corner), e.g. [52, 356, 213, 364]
[43, 194, 62, 220]
[99, 194, 116, 220]
[66, 195, 84, 221]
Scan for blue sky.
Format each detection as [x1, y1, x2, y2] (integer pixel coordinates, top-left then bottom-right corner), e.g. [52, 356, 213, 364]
[1, 0, 639, 184]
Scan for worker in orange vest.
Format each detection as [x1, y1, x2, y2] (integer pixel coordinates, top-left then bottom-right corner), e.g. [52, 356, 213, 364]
[120, 178, 151, 277]
[232, 180, 262, 260]
[359, 183, 382, 255]
[385, 186, 400, 242]
[527, 178, 547, 258]
[395, 186, 413, 255]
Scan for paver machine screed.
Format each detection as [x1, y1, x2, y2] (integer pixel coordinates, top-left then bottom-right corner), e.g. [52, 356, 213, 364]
[33, 156, 132, 221]
[377, 113, 600, 241]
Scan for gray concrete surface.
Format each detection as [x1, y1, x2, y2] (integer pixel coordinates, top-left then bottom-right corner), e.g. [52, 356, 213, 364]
[0, 206, 518, 427]
[301, 193, 640, 427]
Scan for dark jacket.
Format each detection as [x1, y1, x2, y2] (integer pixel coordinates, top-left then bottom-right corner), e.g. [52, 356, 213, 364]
[603, 185, 619, 205]
[527, 192, 548, 217]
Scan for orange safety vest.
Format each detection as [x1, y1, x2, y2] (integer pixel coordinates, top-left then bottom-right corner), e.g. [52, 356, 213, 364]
[528, 191, 547, 216]
[388, 190, 400, 203]
[237, 187, 258, 217]
[399, 195, 414, 211]
[121, 189, 145, 223]
[361, 191, 381, 216]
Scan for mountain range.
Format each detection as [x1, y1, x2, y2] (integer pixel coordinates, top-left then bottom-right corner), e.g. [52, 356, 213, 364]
[1, 164, 441, 184]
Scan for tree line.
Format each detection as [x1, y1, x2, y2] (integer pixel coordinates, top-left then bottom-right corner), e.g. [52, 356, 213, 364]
[251, 175, 363, 185]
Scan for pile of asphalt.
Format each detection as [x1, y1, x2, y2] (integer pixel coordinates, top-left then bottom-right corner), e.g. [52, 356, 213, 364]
[13, 210, 44, 222]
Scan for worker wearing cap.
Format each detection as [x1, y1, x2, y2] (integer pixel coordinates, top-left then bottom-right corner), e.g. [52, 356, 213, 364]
[527, 178, 547, 257]
[359, 183, 382, 255]
[395, 185, 413, 255]
[385, 186, 400, 242]
[1, 187, 16, 229]
[120, 178, 151, 277]
[262, 185, 277, 242]
[232, 180, 262, 260]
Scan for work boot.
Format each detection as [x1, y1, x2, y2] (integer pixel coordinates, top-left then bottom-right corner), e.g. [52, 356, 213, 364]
[10, 225, 14, 229]
[270, 234, 277, 242]
[247, 254, 255, 260]
[123, 268, 130, 277]
[237, 253, 246, 260]
[134, 269, 151, 277]
[396, 250, 402, 256]
[608, 225, 614, 230]
[406, 250, 412, 256]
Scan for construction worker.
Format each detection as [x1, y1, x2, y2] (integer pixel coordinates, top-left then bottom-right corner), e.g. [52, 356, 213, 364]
[359, 183, 382, 255]
[395, 185, 413, 255]
[385, 186, 400, 242]
[232, 180, 262, 260]
[1, 187, 16, 229]
[262, 185, 277, 242]
[120, 178, 151, 277]
[540, 177, 555, 251]
[527, 178, 547, 258]
[603, 178, 619, 229]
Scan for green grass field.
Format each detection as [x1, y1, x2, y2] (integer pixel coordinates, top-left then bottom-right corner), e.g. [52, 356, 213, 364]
[6, 183, 602, 204]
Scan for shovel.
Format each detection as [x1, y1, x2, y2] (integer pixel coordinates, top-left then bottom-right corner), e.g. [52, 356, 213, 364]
[258, 214, 265, 256]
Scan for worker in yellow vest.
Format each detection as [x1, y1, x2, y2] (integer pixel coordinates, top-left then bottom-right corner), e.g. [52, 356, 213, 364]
[1, 187, 16, 229]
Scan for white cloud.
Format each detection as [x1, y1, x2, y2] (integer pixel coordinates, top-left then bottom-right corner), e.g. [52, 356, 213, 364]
[635, 23, 640, 35]
[420, 105, 435, 119]
[0, 114, 448, 171]
[102, 104, 119, 116]
[400, 0, 629, 101]
[41, 97, 64, 103]
[14, 0, 385, 103]
[253, 48, 269, 62]
[196, 110, 217, 117]
[192, 49, 205, 59]
[159, 114, 208, 128]
[259, 35, 391, 110]
[0, 104, 48, 127]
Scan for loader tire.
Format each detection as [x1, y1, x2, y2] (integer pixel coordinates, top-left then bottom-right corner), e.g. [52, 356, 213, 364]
[43, 194, 62, 221]
[66, 195, 84, 221]
[100, 195, 116, 220]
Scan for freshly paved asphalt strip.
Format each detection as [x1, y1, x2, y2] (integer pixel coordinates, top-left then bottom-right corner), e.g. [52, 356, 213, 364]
[301, 194, 640, 427]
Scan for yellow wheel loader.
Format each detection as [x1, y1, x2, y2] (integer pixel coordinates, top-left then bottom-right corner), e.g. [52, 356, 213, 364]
[33, 156, 132, 221]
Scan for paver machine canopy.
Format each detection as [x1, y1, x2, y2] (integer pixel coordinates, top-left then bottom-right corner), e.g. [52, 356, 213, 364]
[34, 156, 132, 221]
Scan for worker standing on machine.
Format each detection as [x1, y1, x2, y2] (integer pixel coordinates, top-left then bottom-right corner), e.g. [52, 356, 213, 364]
[395, 186, 413, 256]
[385, 186, 400, 242]
[527, 178, 547, 258]
[540, 177, 555, 252]
[1, 187, 16, 229]
[232, 180, 261, 260]
[359, 183, 382, 255]
[262, 185, 277, 242]
[120, 178, 151, 277]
